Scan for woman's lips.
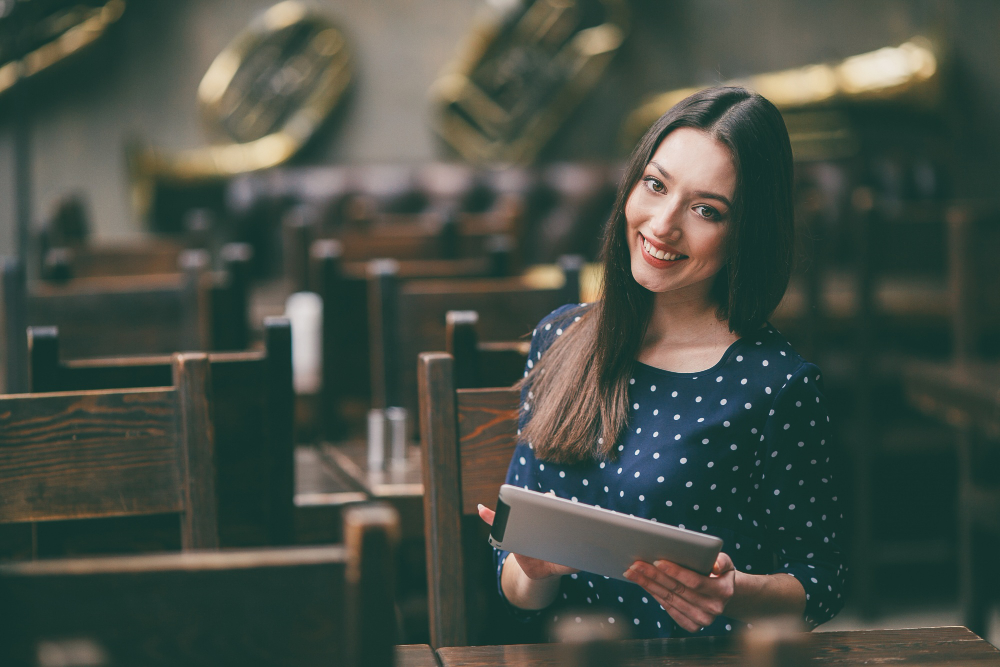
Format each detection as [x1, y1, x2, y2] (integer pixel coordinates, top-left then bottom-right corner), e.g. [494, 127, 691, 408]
[639, 233, 688, 266]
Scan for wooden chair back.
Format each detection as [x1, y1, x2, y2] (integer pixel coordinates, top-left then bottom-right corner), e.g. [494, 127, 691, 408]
[373, 255, 581, 424]
[311, 238, 513, 440]
[446, 310, 529, 390]
[418, 351, 524, 647]
[0, 353, 219, 551]
[27, 318, 293, 548]
[2, 247, 251, 377]
[40, 238, 187, 281]
[0, 504, 399, 667]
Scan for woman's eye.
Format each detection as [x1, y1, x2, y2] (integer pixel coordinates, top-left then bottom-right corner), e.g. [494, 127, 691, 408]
[695, 205, 721, 220]
[643, 176, 665, 193]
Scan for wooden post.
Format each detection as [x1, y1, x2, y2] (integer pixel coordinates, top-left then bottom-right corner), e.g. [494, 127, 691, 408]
[418, 352, 467, 647]
[264, 317, 295, 545]
[558, 254, 584, 304]
[178, 249, 210, 352]
[283, 206, 315, 293]
[447, 310, 480, 390]
[26, 326, 60, 393]
[344, 503, 400, 667]
[850, 186, 877, 619]
[216, 242, 253, 351]
[0, 257, 28, 394]
[485, 234, 515, 277]
[312, 239, 346, 441]
[947, 204, 985, 634]
[368, 259, 401, 409]
[173, 353, 220, 550]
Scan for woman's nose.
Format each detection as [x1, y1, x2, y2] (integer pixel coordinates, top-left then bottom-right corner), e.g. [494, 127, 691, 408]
[646, 201, 683, 241]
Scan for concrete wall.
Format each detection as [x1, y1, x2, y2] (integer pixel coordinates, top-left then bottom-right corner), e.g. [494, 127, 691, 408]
[0, 0, 997, 251]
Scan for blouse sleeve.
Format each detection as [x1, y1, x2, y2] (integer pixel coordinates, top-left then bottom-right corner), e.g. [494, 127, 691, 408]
[493, 303, 582, 617]
[759, 362, 849, 628]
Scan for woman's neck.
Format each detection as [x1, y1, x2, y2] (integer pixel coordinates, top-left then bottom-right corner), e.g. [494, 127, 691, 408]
[636, 284, 740, 373]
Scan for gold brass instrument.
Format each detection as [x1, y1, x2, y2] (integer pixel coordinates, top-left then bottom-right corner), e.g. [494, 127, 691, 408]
[431, 0, 629, 165]
[624, 37, 941, 161]
[129, 0, 352, 219]
[0, 0, 126, 96]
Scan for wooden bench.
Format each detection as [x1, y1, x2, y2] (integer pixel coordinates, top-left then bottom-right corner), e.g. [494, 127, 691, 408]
[311, 239, 515, 440]
[372, 256, 581, 426]
[417, 351, 531, 647]
[0, 353, 219, 558]
[0, 249, 252, 392]
[446, 310, 529, 390]
[0, 504, 399, 667]
[27, 317, 293, 548]
[40, 237, 188, 282]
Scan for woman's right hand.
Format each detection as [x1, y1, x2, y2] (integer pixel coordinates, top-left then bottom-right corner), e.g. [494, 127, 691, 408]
[478, 503, 579, 580]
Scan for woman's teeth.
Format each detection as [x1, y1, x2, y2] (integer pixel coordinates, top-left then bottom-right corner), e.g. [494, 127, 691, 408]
[643, 237, 685, 261]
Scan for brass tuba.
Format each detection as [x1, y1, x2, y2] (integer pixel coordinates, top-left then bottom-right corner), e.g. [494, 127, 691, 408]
[431, 0, 629, 165]
[129, 1, 352, 220]
[623, 37, 941, 162]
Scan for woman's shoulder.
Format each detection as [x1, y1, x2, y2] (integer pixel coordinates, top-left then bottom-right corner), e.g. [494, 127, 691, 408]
[729, 323, 820, 379]
[528, 302, 594, 358]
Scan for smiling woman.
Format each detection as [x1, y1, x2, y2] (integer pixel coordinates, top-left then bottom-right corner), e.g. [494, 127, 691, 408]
[482, 87, 847, 639]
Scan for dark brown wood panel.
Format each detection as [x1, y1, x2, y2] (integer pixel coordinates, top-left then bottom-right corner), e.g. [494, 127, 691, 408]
[27, 272, 203, 359]
[43, 240, 186, 280]
[0, 388, 183, 523]
[27, 320, 294, 548]
[418, 352, 467, 648]
[313, 240, 508, 440]
[0, 547, 352, 667]
[390, 273, 574, 419]
[436, 626, 1000, 666]
[173, 353, 219, 550]
[395, 644, 439, 667]
[457, 387, 519, 516]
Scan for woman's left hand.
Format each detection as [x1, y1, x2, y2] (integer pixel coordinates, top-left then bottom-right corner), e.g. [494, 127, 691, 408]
[623, 552, 736, 633]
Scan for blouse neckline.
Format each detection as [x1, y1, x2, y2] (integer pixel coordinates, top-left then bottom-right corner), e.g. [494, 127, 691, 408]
[632, 335, 749, 378]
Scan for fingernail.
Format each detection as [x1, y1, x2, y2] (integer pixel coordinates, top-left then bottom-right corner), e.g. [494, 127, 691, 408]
[477, 504, 485, 511]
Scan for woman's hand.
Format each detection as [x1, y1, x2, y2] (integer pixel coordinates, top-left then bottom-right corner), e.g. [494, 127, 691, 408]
[623, 552, 736, 633]
[477, 503, 578, 580]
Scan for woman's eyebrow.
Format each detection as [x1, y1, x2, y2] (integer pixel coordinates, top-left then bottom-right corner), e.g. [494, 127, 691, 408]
[648, 160, 732, 208]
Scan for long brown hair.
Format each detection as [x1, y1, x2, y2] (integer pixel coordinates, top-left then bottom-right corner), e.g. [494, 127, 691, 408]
[522, 86, 795, 464]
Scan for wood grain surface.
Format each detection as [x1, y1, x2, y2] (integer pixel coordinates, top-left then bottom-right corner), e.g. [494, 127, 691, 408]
[436, 626, 1000, 666]
[26, 320, 294, 549]
[0, 387, 184, 523]
[0, 545, 381, 667]
[418, 352, 467, 648]
[457, 387, 519, 515]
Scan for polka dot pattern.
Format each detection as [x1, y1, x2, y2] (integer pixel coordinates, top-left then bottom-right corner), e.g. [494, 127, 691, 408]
[495, 305, 847, 638]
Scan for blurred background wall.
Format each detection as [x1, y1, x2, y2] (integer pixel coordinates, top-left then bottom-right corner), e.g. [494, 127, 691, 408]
[0, 0, 998, 250]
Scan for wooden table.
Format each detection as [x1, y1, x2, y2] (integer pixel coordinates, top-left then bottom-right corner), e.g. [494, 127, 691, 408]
[323, 441, 424, 498]
[396, 644, 438, 667]
[321, 441, 426, 539]
[293, 445, 367, 544]
[435, 627, 1000, 666]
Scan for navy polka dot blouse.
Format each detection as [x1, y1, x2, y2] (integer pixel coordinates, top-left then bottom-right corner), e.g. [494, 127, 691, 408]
[495, 304, 848, 637]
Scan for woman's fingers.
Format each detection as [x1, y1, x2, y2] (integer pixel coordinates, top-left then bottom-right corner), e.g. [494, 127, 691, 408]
[477, 503, 495, 526]
[650, 559, 710, 592]
[624, 566, 717, 627]
[654, 595, 708, 633]
[513, 552, 579, 580]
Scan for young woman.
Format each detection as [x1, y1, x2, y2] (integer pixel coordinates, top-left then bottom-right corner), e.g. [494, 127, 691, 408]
[479, 86, 847, 638]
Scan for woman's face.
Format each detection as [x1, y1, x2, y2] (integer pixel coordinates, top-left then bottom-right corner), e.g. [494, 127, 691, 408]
[625, 127, 736, 301]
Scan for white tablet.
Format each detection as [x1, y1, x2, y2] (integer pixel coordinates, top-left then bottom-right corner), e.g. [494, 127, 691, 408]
[488, 484, 723, 579]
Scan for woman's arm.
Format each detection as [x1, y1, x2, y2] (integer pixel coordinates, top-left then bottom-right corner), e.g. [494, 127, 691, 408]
[623, 554, 805, 632]
[725, 570, 805, 619]
[480, 504, 577, 610]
